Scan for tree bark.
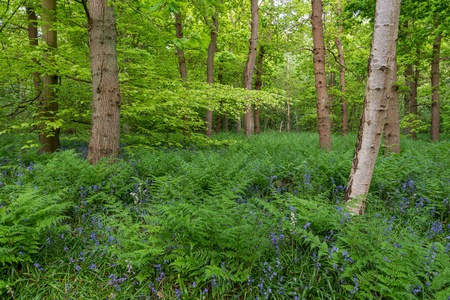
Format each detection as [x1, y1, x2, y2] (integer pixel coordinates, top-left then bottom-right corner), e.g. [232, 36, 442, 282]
[243, 0, 259, 137]
[254, 45, 264, 134]
[86, 0, 122, 164]
[344, 0, 401, 215]
[39, 0, 60, 153]
[384, 62, 400, 155]
[175, 13, 190, 134]
[335, 0, 347, 136]
[431, 32, 441, 141]
[205, 13, 219, 137]
[311, 0, 332, 150]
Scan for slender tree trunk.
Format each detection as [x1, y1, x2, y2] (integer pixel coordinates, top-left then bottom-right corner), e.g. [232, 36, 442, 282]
[403, 64, 413, 135]
[344, 0, 401, 215]
[286, 52, 290, 133]
[223, 114, 228, 131]
[39, 0, 60, 153]
[254, 45, 264, 134]
[311, 0, 332, 150]
[236, 117, 241, 133]
[384, 62, 400, 155]
[243, 0, 259, 137]
[86, 0, 121, 164]
[205, 13, 219, 137]
[410, 60, 419, 139]
[335, 0, 347, 136]
[26, 7, 41, 106]
[431, 32, 441, 141]
[175, 13, 190, 134]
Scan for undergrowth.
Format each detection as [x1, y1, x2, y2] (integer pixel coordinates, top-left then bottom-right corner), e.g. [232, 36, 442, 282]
[0, 133, 449, 299]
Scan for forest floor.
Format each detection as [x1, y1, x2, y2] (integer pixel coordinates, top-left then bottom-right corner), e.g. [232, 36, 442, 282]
[0, 132, 449, 299]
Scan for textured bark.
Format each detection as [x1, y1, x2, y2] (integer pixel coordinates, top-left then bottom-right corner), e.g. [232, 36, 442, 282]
[384, 63, 400, 155]
[243, 0, 259, 137]
[39, 0, 60, 153]
[86, 0, 121, 164]
[311, 0, 332, 150]
[335, 0, 347, 136]
[254, 45, 264, 134]
[344, 0, 401, 215]
[205, 14, 219, 137]
[26, 7, 41, 104]
[431, 33, 441, 141]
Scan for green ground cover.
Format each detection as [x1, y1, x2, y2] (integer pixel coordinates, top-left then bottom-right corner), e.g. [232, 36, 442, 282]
[0, 133, 449, 299]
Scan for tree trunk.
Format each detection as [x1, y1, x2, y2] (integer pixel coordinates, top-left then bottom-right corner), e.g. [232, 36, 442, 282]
[403, 64, 413, 136]
[243, 0, 259, 137]
[311, 0, 332, 150]
[335, 0, 347, 136]
[175, 13, 190, 134]
[236, 116, 241, 133]
[205, 13, 219, 137]
[223, 114, 228, 131]
[431, 32, 441, 141]
[344, 0, 401, 215]
[384, 62, 400, 155]
[254, 45, 264, 134]
[26, 7, 41, 109]
[410, 60, 419, 139]
[39, 0, 60, 153]
[86, 0, 121, 164]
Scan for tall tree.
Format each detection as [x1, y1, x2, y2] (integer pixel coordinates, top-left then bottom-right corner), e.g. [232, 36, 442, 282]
[430, 24, 441, 141]
[242, 0, 259, 137]
[335, 0, 347, 136]
[39, 0, 60, 153]
[205, 6, 220, 137]
[254, 45, 264, 134]
[286, 51, 290, 132]
[344, 0, 401, 215]
[384, 62, 400, 154]
[311, 0, 332, 150]
[86, 0, 122, 164]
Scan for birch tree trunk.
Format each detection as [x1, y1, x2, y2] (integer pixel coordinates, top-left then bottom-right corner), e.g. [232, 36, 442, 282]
[243, 0, 259, 137]
[311, 0, 332, 150]
[344, 0, 401, 215]
[39, 0, 60, 153]
[86, 0, 121, 164]
[431, 31, 441, 141]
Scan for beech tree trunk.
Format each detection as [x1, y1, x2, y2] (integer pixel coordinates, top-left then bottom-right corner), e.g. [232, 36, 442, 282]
[86, 0, 121, 164]
[243, 0, 259, 137]
[344, 0, 401, 215]
[205, 13, 219, 137]
[384, 62, 400, 155]
[175, 13, 190, 134]
[335, 0, 347, 136]
[39, 0, 60, 153]
[254, 45, 264, 134]
[311, 0, 332, 150]
[431, 32, 441, 141]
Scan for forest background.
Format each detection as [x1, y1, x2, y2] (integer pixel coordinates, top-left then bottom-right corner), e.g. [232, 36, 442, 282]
[0, 0, 449, 299]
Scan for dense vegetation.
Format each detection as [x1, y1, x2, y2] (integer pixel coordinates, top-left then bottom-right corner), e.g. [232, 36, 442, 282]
[1, 133, 449, 299]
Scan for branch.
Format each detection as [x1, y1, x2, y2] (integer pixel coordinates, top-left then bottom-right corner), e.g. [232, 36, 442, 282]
[325, 47, 361, 79]
[64, 75, 92, 83]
